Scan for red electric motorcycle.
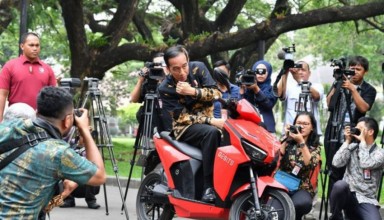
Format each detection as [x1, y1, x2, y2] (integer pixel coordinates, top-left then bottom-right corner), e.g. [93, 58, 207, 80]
[136, 99, 295, 219]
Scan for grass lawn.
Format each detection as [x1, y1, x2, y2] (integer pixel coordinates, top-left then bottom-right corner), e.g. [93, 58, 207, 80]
[103, 137, 144, 179]
[106, 137, 384, 204]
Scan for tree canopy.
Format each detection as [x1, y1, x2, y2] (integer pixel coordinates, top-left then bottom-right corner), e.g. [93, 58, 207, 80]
[0, 0, 383, 82]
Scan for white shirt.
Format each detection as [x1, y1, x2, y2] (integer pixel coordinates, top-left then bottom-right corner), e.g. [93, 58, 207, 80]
[282, 82, 324, 135]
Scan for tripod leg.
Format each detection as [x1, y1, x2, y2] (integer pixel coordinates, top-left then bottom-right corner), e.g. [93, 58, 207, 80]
[122, 121, 144, 209]
[100, 147, 110, 215]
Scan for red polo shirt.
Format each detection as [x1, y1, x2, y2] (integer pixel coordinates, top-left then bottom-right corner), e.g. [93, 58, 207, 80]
[0, 55, 56, 109]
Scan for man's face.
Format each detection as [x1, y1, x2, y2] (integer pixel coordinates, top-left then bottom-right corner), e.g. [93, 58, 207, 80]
[291, 62, 310, 82]
[167, 53, 189, 82]
[20, 35, 40, 62]
[349, 64, 366, 85]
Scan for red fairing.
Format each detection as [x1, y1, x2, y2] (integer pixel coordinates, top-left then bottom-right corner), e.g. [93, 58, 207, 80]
[169, 197, 229, 219]
[214, 145, 249, 201]
[153, 137, 191, 189]
[236, 99, 262, 124]
[225, 118, 280, 164]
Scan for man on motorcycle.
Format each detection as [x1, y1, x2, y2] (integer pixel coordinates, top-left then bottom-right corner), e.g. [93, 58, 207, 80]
[158, 45, 225, 203]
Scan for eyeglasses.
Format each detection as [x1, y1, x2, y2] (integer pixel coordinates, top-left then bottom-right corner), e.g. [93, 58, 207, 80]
[255, 68, 267, 75]
[296, 121, 311, 126]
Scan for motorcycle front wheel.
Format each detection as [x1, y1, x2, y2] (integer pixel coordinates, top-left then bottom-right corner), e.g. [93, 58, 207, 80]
[136, 171, 175, 220]
[229, 189, 295, 220]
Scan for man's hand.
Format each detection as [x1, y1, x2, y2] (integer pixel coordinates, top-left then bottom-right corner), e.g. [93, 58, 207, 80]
[176, 82, 196, 96]
[210, 118, 226, 129]
[62, 179, 79, 199]
[74, 108, 89, 131]
[341, 75, 356, 92]
[352, 127, 367, 145]
[343, 126, 352, 144]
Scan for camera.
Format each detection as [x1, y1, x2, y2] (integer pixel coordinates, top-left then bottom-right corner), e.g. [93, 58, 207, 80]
[74, 109, 83, 117]
[235, 67, 256, 86]
[144, 62, 166, 81]
[59, 78, 81, 94]
[350, 127, 361, 136]
[289, 125, 302, 134]
[294, 63, 303, 69]
[299, 81, 311, 93]
[330, 58, 355, 80]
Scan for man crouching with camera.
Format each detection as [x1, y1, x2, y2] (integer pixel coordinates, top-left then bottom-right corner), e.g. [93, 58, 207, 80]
[330, 117, 384, 220]
[0, 86, 106, 219]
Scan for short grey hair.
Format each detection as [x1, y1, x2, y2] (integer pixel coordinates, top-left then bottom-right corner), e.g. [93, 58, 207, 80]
[3, 103, 36, 121]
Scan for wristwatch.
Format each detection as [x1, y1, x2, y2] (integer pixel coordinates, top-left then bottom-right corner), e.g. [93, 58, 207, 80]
[299, 142, 306, 148]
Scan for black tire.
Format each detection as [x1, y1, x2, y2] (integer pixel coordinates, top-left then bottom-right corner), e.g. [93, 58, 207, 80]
[136, 171, 174, 220]
[229, 189, 295, 220]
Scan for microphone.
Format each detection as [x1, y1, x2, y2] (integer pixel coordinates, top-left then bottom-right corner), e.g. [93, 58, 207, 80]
[277, 50, 286, 60]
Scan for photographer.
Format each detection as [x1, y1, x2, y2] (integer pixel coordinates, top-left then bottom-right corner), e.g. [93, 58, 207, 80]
[60, 130, 101, 209]
[0, 86, 106, 219]
[325, 55, 377, 198]
[279, 112, 321, 220]
[130, 52, 167, 103]
[243, 60, 277, 133]
[276, 61, 324, 135]
[330, 117, 383, 220]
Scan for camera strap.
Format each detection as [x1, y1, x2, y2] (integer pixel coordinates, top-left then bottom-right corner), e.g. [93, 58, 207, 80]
[0, 131, 50, 170]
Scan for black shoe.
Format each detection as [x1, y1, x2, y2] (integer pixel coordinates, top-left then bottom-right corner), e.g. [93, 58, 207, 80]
[60, 199, 75, 208]
[201, 187, 216, 203]
[87, 201, 101, 209]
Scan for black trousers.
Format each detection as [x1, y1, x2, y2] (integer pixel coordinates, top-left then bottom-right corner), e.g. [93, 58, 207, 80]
[290, 189, 313, 220]
[65, 185, 97, 203]
[325, 141, 346, 198]
[330, 180, 381, 220]
[179, 123, 221, 189]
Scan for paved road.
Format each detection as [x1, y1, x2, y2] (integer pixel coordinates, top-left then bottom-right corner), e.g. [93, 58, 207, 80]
[49, 177, 384, 220]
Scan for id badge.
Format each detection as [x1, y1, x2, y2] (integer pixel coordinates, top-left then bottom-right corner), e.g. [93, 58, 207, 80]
[363, 169, 371, 180]
[292, 165, 301, 176]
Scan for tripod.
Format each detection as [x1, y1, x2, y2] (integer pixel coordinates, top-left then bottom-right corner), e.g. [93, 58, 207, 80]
[319, 80, 353, 220]
[78, 78, 129, 219]
[122, 92, 162, 209]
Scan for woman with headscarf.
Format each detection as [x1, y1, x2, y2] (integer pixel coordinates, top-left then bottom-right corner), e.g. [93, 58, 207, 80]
[243, 60, 277, 133]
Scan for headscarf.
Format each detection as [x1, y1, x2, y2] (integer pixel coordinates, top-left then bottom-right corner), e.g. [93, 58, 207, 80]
[251, 60, 273, 93]
[212, 67, 231, 93]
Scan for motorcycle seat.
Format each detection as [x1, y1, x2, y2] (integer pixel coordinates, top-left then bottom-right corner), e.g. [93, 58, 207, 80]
[160, 131, 203, 161]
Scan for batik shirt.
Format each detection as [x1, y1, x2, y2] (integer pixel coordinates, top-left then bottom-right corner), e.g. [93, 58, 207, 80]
[279, 142, 321, 197]
[158, 61, 221, 140]
[333, 142, 384, 207]
[0, 119, 97, 219]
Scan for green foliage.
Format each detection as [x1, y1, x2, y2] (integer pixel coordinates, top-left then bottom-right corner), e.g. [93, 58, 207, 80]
[117, 103, 141, 126]
[88, 33, 109, 48]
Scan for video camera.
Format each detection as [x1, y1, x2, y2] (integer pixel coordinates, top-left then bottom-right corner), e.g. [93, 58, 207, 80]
[235, 67, 256, 86]
[277, 44, 302, 69]
[330, 58, 355, 80]
[143, 62, 166, 81]
[59, 78, 81, 95]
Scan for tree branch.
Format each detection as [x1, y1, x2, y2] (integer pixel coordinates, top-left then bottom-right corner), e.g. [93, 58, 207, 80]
[214, 0, 246, 32]
[185, 1, 384, 59]
[103, 0, 138, 49]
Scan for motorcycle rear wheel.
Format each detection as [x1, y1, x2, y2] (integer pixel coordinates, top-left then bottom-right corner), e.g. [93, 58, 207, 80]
[229, 189, 295, 220]
[136, 172, 174, 220]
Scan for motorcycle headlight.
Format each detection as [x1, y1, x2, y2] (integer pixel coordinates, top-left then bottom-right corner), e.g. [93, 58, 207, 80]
[242, 139, 267, 163]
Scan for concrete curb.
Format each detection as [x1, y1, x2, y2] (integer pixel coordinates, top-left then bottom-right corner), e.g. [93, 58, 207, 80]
[106, 176, 141, 189]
